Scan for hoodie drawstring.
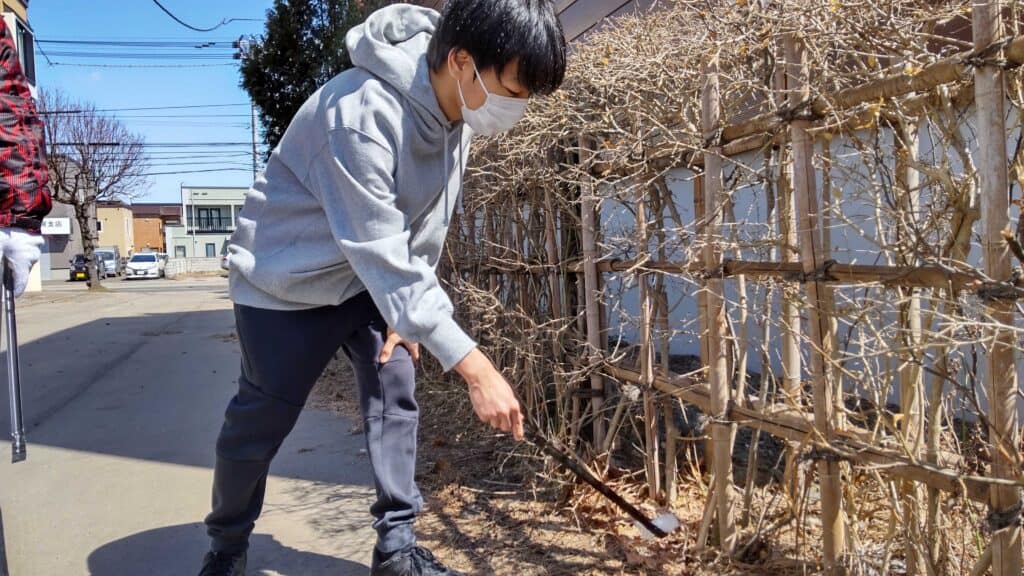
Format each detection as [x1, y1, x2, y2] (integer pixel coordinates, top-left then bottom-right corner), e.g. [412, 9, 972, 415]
[458, 136, 464, 214]
[443, 128, 465, 227]
[443, 130, 450, 227]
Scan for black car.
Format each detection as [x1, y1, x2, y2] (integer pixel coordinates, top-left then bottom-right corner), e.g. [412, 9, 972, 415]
[69, 254, 91, 281]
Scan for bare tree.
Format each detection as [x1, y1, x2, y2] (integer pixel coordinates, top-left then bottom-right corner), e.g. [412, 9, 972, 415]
[38, 89, 147, 289]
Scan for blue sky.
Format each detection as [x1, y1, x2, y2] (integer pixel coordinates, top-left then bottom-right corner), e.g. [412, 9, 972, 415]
[31, 0, 276, 203]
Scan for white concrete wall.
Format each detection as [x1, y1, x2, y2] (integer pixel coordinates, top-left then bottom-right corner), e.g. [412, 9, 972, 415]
[600, 108, 1024, 418]
[164, 258, 223, 279]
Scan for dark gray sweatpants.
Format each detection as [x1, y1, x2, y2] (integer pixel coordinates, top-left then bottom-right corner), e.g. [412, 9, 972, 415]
[205, 291, 423, 555]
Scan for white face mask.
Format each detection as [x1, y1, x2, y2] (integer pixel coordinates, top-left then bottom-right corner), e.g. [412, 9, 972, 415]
[456, 60, 528, 137]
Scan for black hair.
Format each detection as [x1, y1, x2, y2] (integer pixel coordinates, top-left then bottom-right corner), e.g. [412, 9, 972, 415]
[427, 0, 567, 96]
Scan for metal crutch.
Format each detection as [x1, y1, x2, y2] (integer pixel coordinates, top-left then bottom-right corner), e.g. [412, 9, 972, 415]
[4, 261, 25, 463]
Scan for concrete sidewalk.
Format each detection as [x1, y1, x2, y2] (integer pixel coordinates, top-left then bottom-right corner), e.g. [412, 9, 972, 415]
[0, 278, 376, 575]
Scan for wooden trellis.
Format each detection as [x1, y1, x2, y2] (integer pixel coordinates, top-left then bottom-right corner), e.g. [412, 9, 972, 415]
[444, 1, 1024, 574]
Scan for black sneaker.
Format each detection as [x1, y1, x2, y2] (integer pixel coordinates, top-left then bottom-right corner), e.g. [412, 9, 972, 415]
[371, 546, 464, 576]
[198, 550, 247, 576]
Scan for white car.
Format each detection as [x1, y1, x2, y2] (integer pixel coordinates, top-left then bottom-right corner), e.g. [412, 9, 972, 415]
[125, 253, 163, 279]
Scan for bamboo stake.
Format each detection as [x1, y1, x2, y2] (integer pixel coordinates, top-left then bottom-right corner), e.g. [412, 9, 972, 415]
[655, 184, 679, 503]
[779, 143, 804, 504]
[973, 3, 1022, 575]
[694, 176, 710, 368]
[579, 141, 606, 448]
[702, 53, 737, 553]
[726, 182, 757, 528]
[786, 32, 846, 573]
[571, 259, 986, 290]
[602, 392, 630, 455]
[572, 227, 585, 445]
[543, 189, 570, 441]
[636, 183, 661, 500]
[693, 170, 714, 483]
[721, 35, 1024, 145]
[926, 286, 954, 572]
[896, 119, 925, 575]
[696, 483, 717, 551]
[819, 137, 845, 434]
[659, 289, 677, 503]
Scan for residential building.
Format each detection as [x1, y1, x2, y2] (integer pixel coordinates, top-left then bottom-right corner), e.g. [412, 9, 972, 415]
[97, 200, 134, 256]
[130, 203, 182, 253]
[39, 202, 82, 281]
[167, 186, 247, 259]
[2, 0, 34, 90]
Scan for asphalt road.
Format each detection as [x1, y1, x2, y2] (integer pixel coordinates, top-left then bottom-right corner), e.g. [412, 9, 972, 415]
[0, 277, 376, 575]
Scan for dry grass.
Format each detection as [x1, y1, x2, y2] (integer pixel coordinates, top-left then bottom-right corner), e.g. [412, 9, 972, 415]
[312, 355, 990, 575]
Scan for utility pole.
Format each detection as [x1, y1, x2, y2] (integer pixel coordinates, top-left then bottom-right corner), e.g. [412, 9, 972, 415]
[251, 101, 258, 180]
[235, 36, 259, 181]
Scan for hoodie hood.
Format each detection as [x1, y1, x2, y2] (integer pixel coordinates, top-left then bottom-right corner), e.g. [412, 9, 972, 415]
[346, 3, 467, 226]
[346, 4, 450, 129]
[228, 4, 478, 370]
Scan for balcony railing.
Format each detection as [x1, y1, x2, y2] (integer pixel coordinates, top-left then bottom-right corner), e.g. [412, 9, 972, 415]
[187, 217, 234, 233]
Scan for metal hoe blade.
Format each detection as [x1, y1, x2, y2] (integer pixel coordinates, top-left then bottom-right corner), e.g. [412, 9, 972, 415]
[524, 421, 678, 538]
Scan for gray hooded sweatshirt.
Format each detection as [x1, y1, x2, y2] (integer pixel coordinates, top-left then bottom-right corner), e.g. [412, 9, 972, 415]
[228, 4, 477, 372]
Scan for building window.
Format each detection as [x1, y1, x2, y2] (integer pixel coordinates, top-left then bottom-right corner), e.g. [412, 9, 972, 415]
[175, 246, 186, 258]
[10, 18, 34, 86]
[96, 220, 103, 232]
[205, 243, 216, 258]
[195, 208, 226, 231]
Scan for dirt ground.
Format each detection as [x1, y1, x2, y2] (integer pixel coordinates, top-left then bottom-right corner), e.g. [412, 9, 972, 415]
[311, 356, 985, 576]
[311, 356, 808, 576]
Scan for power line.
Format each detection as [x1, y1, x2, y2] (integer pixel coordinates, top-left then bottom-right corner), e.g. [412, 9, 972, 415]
[38, 39, 235, 48]
[40, 103, 250, 115]
[123, 122, 251, 128]
[36, 40, 54, 66]
[39, 51, 235, 59]
[139, 167, 252, 176]
[47, 62, 237, 69]
[39, 35, 238, 42]
[51, 142, 253, 147]
[142, 142, 253, 147]
[150, 0, 261, 33]
[114, 114, 251, 118]
[114, 155, 255, 161]
[144, 161, 254, 167]
[128, 153, 254, 158]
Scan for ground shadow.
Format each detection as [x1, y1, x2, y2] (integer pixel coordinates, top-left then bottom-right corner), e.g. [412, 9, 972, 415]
[0, 307, 366, 485]
[87, 523, 367, 576]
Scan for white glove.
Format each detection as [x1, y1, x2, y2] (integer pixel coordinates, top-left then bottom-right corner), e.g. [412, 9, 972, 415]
[0, 228, 43, 297]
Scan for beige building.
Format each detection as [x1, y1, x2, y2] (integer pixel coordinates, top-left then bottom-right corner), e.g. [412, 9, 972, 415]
[98, 201, 135, 256]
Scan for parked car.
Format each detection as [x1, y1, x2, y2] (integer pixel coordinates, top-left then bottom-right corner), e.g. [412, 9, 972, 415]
[69, 254, 91, 281]
[94, 248, 122, 278]
[125, 253, 163, 280]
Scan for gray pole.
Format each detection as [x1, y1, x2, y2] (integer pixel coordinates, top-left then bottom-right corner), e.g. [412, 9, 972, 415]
[251, 101, 258, 180]
[189, 187, 196, 258]
[5, 263, 25, 463]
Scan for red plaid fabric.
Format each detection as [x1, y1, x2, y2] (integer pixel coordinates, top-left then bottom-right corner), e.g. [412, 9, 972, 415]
[0, 18, 50, 233]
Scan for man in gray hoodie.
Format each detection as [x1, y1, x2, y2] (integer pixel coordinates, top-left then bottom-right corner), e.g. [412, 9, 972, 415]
[198, 2, 566, 575]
